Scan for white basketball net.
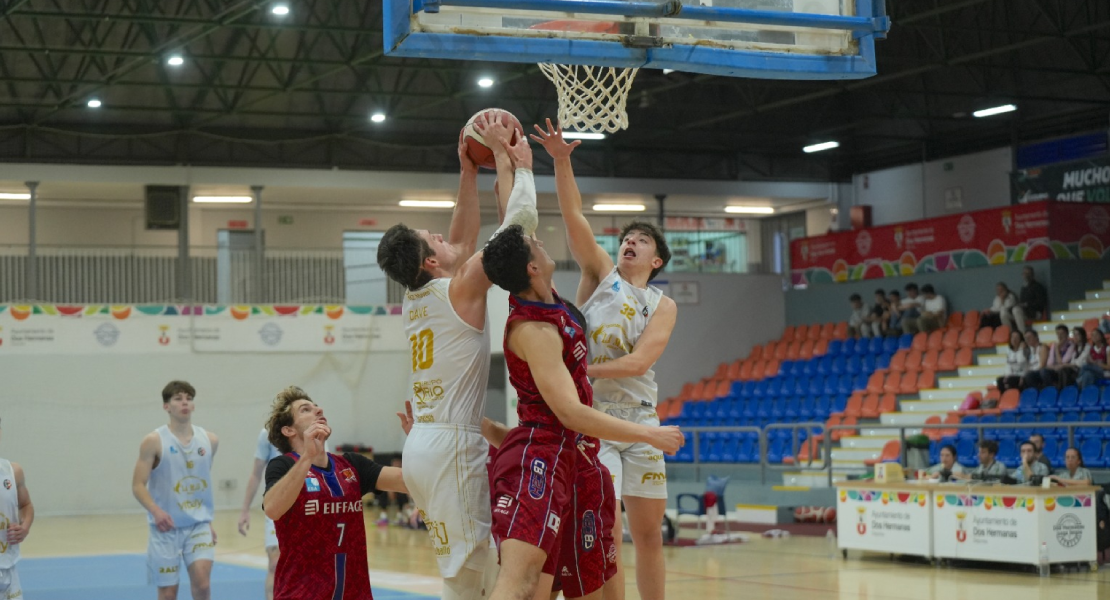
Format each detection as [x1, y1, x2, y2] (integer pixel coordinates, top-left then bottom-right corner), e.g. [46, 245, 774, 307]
[538, 63, 639, 134]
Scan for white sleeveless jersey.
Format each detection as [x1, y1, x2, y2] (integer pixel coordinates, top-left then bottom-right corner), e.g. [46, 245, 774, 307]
[0, 459, 19, 569]
[148, 425, 215, 528]
[403, 278, 491, 427]
[582, 268, 664, 408]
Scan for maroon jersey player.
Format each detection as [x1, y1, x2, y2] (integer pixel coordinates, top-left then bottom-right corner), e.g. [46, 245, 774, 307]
[262, 387, 408, 600]
[480, 220, 684, 600]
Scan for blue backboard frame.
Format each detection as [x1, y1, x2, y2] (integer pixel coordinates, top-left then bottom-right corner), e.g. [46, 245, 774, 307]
[384, 0, 890, 79]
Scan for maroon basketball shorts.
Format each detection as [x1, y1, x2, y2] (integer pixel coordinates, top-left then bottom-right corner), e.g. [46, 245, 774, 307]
[554, 461, 618, 598]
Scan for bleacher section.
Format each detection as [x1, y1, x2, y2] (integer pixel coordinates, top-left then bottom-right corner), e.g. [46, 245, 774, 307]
[662, 280, 1110, 488]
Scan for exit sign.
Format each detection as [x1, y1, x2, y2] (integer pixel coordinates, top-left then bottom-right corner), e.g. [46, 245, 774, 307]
[278, 215, 294, 225]
[359, 218, 377, 227]
[228, 220, 248, 229]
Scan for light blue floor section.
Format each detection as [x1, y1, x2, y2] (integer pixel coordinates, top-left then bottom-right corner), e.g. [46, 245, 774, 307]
[19, 554, 438, 600]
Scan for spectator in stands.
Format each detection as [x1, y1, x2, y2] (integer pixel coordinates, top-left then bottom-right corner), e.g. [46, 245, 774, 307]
[901, 283, 923, 334]
[953, 440, 1007, 480]
[1051, 448, 1093, 487]
[1018, 266, 1048, 323]
[925, 444, 965, 481]
[865, 289, 887, 336]
[847, 293, 873, 338]
[917, 284, 947, 333]
[1078, 328, 1108, 388]
[1100, 312, 1110, 337]
[1062, 326, 1092, 388]
[1013, 440, 1050, 484]
[981, 282, 1023, 332]
[996, 329, 1029, 392]
[1022, 330, 1048, 389]
[884, 290, 904, 336]
[1035, 324, 1075, 389]
[1028, 433, 1053, 471]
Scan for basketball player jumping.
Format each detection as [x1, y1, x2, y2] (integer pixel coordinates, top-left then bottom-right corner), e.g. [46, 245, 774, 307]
[532, 119, 678, 600]
[263, 386, 407, 600]
[238, 426, 283, 600]
[480, 133, 682, 600]
[131, 380, 219, 600]
[0, 416, 34, 600]
[376, 112, 537, 600]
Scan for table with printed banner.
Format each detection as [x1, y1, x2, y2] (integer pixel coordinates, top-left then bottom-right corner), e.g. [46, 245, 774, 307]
[835, 482, 935, 558]
[835, 481, 1098, 566]
[932, 483, 1097, 566]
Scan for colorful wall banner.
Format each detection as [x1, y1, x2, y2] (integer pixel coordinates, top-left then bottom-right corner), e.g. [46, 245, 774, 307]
[0, 304, 407, 354]
[1012, 155, 1110, 204]
[790, 201, 1110, 286]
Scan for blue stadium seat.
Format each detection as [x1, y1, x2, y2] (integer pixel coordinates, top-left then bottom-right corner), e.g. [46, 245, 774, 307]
[1101, 386, 1110, 410]
[957, 438, 978, 466]
[898, 334, 914, 350]
[1035, 387, 1058, 414]
[854, 340, 872, 356]
[737, 438, 757, 463]
[801, 359, 818, 377]
[673, 433, 695, 463]
[705, 438, 724, 462]
[980, 414, 1000, 440]
[1081, 438, 1105, 468]
[753, 380, 770, 398]
[876, 352, 894, 371]
[831, 356, 847, 376]
[867, 336, 883, 355]
[830, 394, 849, 415]
[720, 435, 741, 462]
[958, 415, 979, 440]
[767, 437, 787, 463]
[840, 338, 856, 356]
[1017, 388, 1039, 414]
[807, 377, 823, 396]
[1078, 411, 1103, 439]
[727, 399, 742, 421]
[853, 373, 869, 391]
[733, 380, 750, 398]
[816, 356, 834, 377]
[837, 374, 854, 395]
[797, 396, 814, 420]
[882, 337, 899, 354]
[860, 355, 876, 374]
[756, 399, 772, 419]
[998, 438, 1019, 468]
[1042, 436, 1059, 461]
[1052, 443, 1066, 468]
[771, 398, 789, 420]
[813, 396, 831, 419]
[827, 339, 843, 357]
[822, 376, 838, 396]
[846, 355, 862, 376]
[1079, 386, 1100, 409]
[1058, 386, 1079, 409]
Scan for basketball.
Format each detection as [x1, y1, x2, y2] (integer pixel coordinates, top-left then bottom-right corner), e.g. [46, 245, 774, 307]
[461, 108, 524, 169]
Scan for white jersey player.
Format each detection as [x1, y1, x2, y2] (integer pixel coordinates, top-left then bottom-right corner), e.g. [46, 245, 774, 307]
[132, 380, 219, 600]
[239, 427, 283, 600]
[532, 119, 678, 600]
[378, 114, 537, 600]
[0, 417, 34, 600]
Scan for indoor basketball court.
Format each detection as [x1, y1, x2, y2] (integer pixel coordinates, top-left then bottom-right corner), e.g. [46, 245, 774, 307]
[2, 1, 1110, 600]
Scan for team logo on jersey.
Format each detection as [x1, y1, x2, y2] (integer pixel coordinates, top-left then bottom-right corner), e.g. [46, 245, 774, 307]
[198, 447, 206, 457]
[340, 468, 357, 483]
[496, 495, 514, 510]
[528, 458, 547, 499]
[611, 280, 620, 292]
[581, 510, 597, 551]
[573, 340, 588, 361]
[305, 499, 320, 516]
[2, 479, 10, 490]
[564, 325, 577, 338]
[562, 566, 571, 577]
[305, 477, 321, 492]
[642, 305, 649, 317]
[169, 446, 177, 454]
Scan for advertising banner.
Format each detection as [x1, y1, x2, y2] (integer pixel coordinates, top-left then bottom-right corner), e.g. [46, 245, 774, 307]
[0, 304, 407, 354]
[1012, 155, 1110, 205]
[790, 201, 1110, 286]
[836, 487, 933, 557]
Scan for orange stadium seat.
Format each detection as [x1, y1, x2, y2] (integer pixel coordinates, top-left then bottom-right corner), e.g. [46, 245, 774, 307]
[954, 347, 974, 368]
[739, 361, 754, 381]
[904, 349, 924, 373]
[912, 332, 928, 352]
[782, 325, 796, 341]
[726, 360, 742, 381]
[713, 362, 728, 380]
[963, 310, 981, 330]
[878, 393, 897, 415]
[957, 328, 976, 348]
[786, 340, 801, 360]
[975, 327, 995, 348]
[714, 380, 731, 400]
[749, 345, 763, 361]
[860, 393, 881, 418]
[883, 371, 903, 394]
[838, 392, 864, 418]
[865, 440, 901, 466]
[783, 437, 823, 466]
[689, 381, 706, 401]
[794, 324, 809, 341]
[835, 416, 859, 441]
[833, 322, 849, 340]
[889, 349, 908, 373]
[799, 339, 815, 360]
[947, 312, 964, 329]
[813, 339, 829, 357]
[991, 325, 1011, 345]
[921, 349, 939, 372]
[774, 342, 789, 360]
[936, 349, 956, 371]
[820, 322, 836, 339]
[763, 359, 781, 379]
[924, 415, 943, 441]
[998, 389, 1020, 411]
[926, 330, 944, 351]
[917, 370, 937, 391]
[807, 325, 822, 341]
[678, 382, 695, 401]
[940, 414, 960, 437]
[942, 328, 961, 350]
[866, 371, 886, 394]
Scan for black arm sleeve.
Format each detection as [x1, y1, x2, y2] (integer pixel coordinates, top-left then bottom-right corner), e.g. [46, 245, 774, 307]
[264, 456, 297, 495]
[344, 453, 384, 496]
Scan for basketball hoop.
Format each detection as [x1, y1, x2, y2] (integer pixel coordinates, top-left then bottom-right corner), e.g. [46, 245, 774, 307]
[538, 63, 638, 134]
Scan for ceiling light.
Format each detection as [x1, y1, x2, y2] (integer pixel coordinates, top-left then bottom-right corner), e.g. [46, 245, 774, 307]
[0, 192, 31, 200]
[663, 69, 676, 75]
[167, 55, 184, 67]
[592, 204, 645, 212]
[477, 77, 495, 88]
[192, 195, 253, 203]
[399, 200, 456, 208]
[271, 4, 290, 16]
[87, 99, 102, 108]
[803, 141, 838, 153]
[725, 206, 775, 215]
[562, 131, 606, 140]
[370, 112, 386, 123]
[973, 104, 1017, 118]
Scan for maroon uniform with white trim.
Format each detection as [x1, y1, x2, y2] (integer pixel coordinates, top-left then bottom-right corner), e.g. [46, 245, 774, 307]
[554, 434, 618, 597]
[490, 292, 591, 575]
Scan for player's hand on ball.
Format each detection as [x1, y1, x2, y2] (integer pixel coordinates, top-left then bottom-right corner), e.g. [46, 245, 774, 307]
[500, 135, 533, 171]
[457, 130, 477, 173]
[652, 426, 685, 455]
[529, 118, 581, 159]
[396, 400, 415, 435]
[476, 111, 517, 155]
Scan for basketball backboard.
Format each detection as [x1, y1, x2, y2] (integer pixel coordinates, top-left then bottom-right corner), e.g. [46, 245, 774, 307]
[384, 0, 890, 79]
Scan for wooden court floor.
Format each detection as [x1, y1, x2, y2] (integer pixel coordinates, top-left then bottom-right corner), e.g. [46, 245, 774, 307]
[20, 509, 1110, 600]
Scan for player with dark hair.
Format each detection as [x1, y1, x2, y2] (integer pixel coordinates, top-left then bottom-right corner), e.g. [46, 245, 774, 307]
[480, 209, 683, 600]
[532, 120, 678, 600]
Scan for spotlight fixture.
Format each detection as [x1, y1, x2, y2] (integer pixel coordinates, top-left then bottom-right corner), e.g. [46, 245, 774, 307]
[803, 141, 839, 153]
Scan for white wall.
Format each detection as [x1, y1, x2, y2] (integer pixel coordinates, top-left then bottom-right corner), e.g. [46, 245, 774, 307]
[849, 146, 1013, 227]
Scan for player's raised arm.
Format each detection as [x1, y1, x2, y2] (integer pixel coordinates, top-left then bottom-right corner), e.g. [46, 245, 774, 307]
[446, 132, 482, 258]
[532, 119, 614, 295]
[588, 295, 678, 379]
[508, 320, 684, 454]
